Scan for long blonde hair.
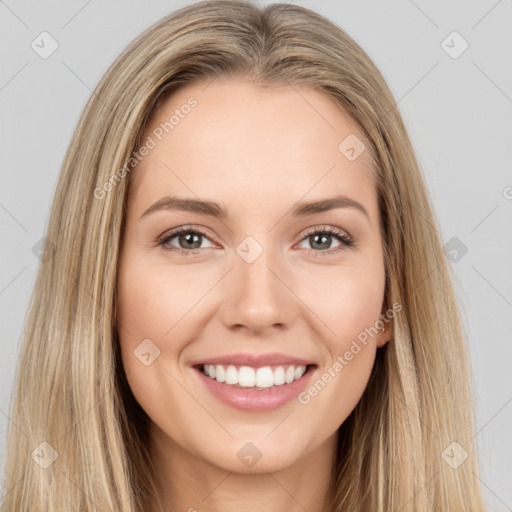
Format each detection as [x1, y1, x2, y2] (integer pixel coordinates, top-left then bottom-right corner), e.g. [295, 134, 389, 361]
[1, 1, 485, 510]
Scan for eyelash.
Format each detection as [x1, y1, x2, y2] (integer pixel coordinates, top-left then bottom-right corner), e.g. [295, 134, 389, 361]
[156, 225, 355, 258]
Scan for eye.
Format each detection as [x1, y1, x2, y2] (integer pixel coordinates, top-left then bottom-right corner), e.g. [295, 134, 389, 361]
[156, 225, 355, 258]
[157, 226, 215, 256]
[296, 226, 354, 257]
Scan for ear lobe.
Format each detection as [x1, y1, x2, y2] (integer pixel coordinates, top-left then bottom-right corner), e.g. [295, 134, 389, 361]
[376, 332, 391, 349]
[376, 308, 392, 348]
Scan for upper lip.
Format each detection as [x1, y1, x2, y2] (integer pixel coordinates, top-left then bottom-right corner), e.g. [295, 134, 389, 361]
[190, 352, 316, 368]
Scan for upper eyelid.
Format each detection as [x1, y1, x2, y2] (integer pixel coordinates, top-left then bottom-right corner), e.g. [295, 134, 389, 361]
[301, 225, 351, 237]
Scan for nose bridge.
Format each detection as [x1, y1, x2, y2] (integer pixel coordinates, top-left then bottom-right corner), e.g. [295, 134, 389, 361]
[220, 235, 291, 332]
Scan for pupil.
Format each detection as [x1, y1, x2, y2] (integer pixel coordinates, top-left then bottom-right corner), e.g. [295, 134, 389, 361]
[311, 234, 330, 250]
[180, 232, 201, 249]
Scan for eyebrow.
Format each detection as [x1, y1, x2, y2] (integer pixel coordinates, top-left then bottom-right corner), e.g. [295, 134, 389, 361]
[139, 194, 370, 221]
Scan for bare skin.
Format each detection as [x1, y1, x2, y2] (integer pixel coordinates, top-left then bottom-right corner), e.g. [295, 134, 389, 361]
[116, 77, 391, 512]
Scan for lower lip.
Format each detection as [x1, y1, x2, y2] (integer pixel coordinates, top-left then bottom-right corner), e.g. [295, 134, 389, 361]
[193, 365, 317, 412]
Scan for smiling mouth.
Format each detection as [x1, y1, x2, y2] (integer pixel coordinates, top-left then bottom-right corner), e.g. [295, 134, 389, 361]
[194, 363, 316, 389]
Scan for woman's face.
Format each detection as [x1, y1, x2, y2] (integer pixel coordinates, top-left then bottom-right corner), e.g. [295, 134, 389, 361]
[117, 77, 390, 474]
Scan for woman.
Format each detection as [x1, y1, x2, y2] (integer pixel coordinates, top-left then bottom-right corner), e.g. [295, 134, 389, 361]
[1, 1, 485, 510]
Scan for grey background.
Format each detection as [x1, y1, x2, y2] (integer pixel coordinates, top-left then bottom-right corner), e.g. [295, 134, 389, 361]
[1, 0, 511, 509]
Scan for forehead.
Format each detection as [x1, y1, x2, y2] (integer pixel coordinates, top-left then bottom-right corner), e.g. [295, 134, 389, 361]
[129, 78, 377, 220]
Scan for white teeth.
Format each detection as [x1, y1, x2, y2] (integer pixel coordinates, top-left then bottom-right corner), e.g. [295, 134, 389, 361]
[273, 366, 286, 385]
[225, 365, 238, 385]
[294, 366, 306, 380]
[256, 366, 274, 388]
[215, 365, 226, 383]
[239, 366, 256, 387]
[201, 364, 308, 388]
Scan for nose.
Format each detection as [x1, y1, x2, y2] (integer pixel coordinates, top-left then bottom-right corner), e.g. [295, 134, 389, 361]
[219, 242, 293, 335]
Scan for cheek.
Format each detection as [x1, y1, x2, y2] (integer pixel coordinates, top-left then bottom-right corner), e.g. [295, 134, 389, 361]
[116, 254, 208, 347]
[296, 256, 385, 346]
[116, 252, 219, 395]
[116, 254, 181, 378]
[296, 282, 384, 426]
[116, 255, 194, 427]
[332, 276, 384, 341]
[293, 255, 385, 415]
